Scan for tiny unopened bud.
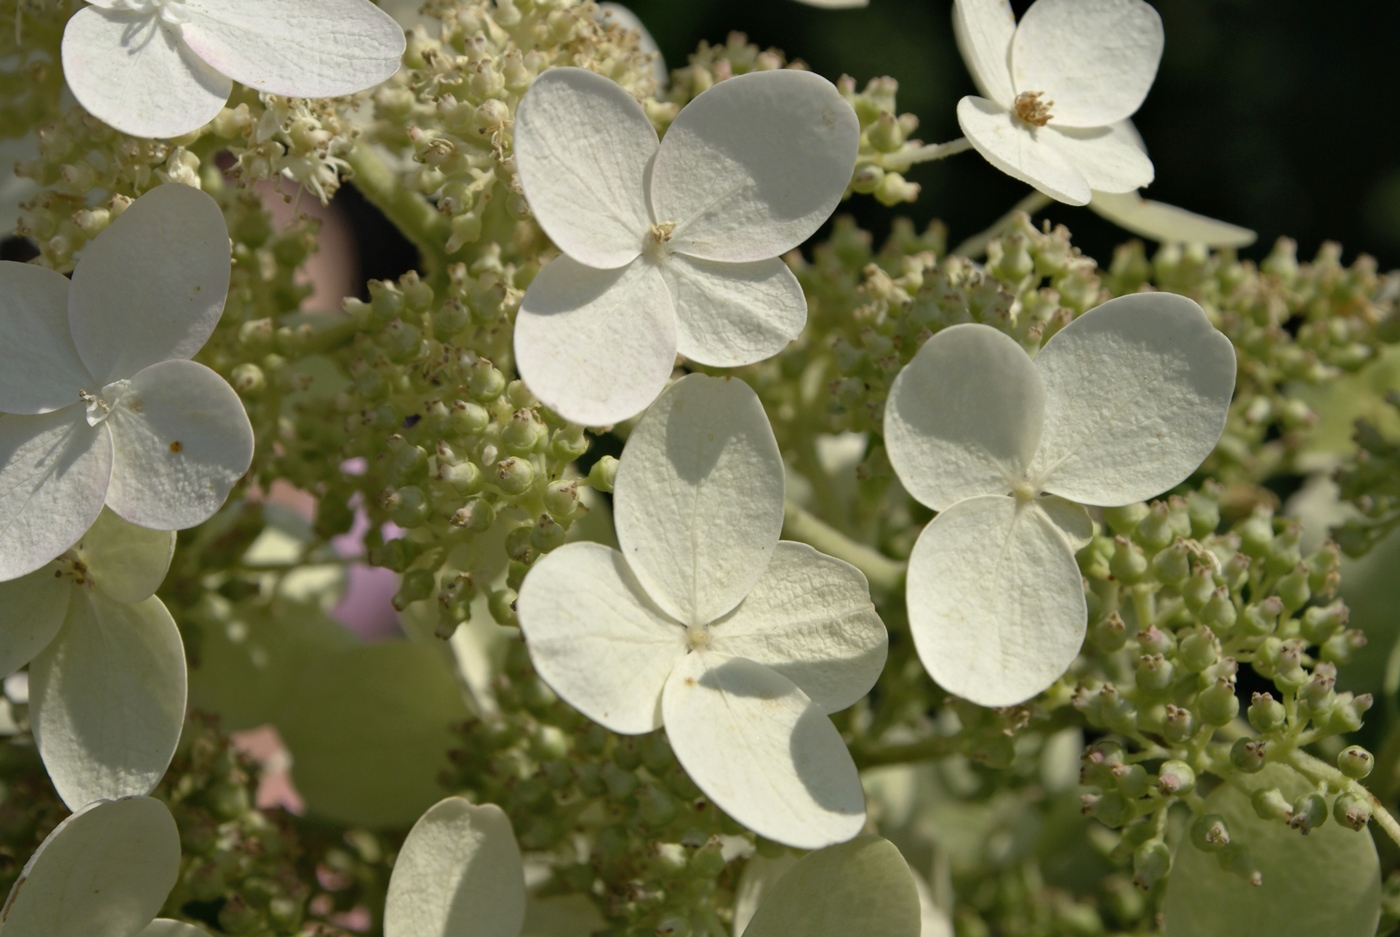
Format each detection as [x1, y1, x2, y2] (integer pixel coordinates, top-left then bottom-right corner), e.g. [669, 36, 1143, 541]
[1276, 563, 1312, 613]
[1333, 792, 1372, 831]
[1157, 760, 1196, 796]
[393, 568, 437, 611]
[1230, 738, 1267, 774]
[1132, 501, 1175, 553]
[1248, 692, 1287, 733]
[1289, 792, 1327, 834]
[545, 479, 580, 518]
[450, 498, 495, 532]
[1182, 565, 1218, 614]
[1251, 787, 1293, 822]
[1300, 600, 1349, 645]
[1138, 624, 1175, 656]
[1150, 538, 1191, 585]
[388, 486, 430, 528]
[451, 399, 491, 436]
[467, 358, 507, 401]
[1162, 704, 1196, 743]
[496, 457, 536, 495]
[1131, 840, 1171, 890]
[531, 514, 566, 552]
[588, 455, 619, 493]
[1240, 596, 1283, 637]
[1198, 678, 1240, 727]
[1179, 626, 1221, 673]
[1216, 843, 1262, 886]
[1110, 536, 1149, 584]
[1103, 503, 1149, 536]
[1338, 745, 1374, 779]
[1135, 654, 1174, 693]
[1190, 813, 1230, 852]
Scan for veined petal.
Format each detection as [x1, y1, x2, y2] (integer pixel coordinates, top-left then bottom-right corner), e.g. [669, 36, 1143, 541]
[613, 374, 785, 626]
[1042, 123, 1154, 194]
[384, 798, 525, 937]
[1028, 293, 1237, 506]
[30, 592, 187, 810]
[69, 184, 232, 386]
[653, 70, 859, 263]
[884, 323, 1045, 511]
[1090, 191, 1258, 248]
[105, 359, 254, 531]
[952, 0, 1017, 108]
[906, 495, 1086, 707]
[514, 256, 676, 426]
[61, 6, 231, 140]
[513, 67, 655, 269]
[709, 542, 886, 715]
[0, 568, 70, 678]
[956, 96, 1090, 206]
[516, 542, 685, 735]
[74, 507, 177, 604]
[663, 254, 806, 367]
[740, 836, 923, 937]
[0, 262, 92, 414]
[138, 922, 215, 937]
[662, 652, 865, 849]
[0, 410, 111, 583]
[180, 0, 404, 98]
[1037, 495, 1094, 552]
[0, 796, 179, 937]
[1010, 0, 1164, 128]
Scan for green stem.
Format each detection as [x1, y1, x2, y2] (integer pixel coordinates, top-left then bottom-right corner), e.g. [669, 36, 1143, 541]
[852, 733, 959, 769]
[1285, 748, 1400, 849]
[878, 137, 972, 172]
[782, 500, 904, 596]
[950, 190, 1053, 259]
[345, 143, 452, 285]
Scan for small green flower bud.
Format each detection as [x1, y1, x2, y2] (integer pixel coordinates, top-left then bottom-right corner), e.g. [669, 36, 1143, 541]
[1081, 791, 1133, 828]
[1240, 596, 1283, 637]
[438, 459, 484, 495]
[850, 163, 884, 195]
[1080, 740, 1127, 786]
[1183, 566, 1219, 614]
[1111, 536, 1149, 584]
[1096, 684, 1138, 735]
[655, 915, 691, 937]
[502, 409, 547, 455]
[1216, 843, 1262, 887]
[388, 442, 430, 486]
[1320, 628, 1367, 665]
[368, 537, 423, 572]
[1187, 488, 1221, 538]
[1337, 745, 1374, 779]
[638, 784, 677, 827]
[451, 399, 491, 436]
[1162, 704, 1196, 742]
[386, 486, 430, 528]
[488, 588, 517, 626]
[1333, 792, 1373, 831]
[504, 525, 535, 564]
[1252, 787, 1293, 822]
[1132, 840, 1171, 890]
[1179, 626, 1220, 673]
[1265, 524, 1303, 576]
[1132, 501, 1175, 554]
[1276, 563, 1312, 613]
[1200, 587, 1238, 635]
[1150, 539, 1191, 585]
[467, 358, 507, 402]
[1112, 763, 1152, 799]
[550, 424, 589, 462]
[1191, 813, 1231, 852]
[1138, 624, 1176, 656]
[531, 514, 566, 552]
[1307, 540, 1342, 596]
[1300, 600, 1349, 645]
[1289, 792, 1328, 834]
[230, 362, 266, 397]
[1157, 760, 1196, 795]
[587, 455, 619, 493]
[369, 278, 405, 322]
[545, 479, 581, 518]
[381, 318, 423, 362]
[869, 111, 906, 152]
[1315, 692, 1374, 735]
[1230, 738, 1268, 774]
[1104, 503, 1150, 536]
[1135, 654, 1175, 694]
[1198, 678, 1240, 726]
[1238, 508, 1275, 559]
[496, 457, 536, 495]
[1299, 667, 1337, 714]
[451, 498, 495, 532]
[392, 568, 436, 612]
[1248, 692, 1287, 733]
[1091, 610, 1129, 651]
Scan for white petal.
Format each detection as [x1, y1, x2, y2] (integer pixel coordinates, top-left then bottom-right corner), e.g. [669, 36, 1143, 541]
[104, 359, 254, 530]
[663, 255, 806, 367]
[61, 7, 231, 139]
[384, 798, 526, 937]
[596, 4, 668, 90]
[68, 184, 231, 385]
[516, 541, 685, 735]
[0, 262, 92, 414]
[952, 0, 1017, 107]
[513, 67, 655, 269]
[905, 495, 1085, 707]
[1027, 292, 1237, 506]
[709, 542, 886, 714]
[138, 921, 215, 937]
[1090, 190, 1258, 248]
[179, 0, 404, 97]
[1010, 0, 1164, 127]
[1036, 495, 1093, 552]
[956, 96, 1090, 206]
[0, 796, 180, 937]
[515, 256, 676, 427]
[613, 374, 785, 625]
[740, 836, 923, 937]
[0, 569, 70, 678]
[652, 70, 860, 263]
[884, 323, 1045, 512]
[74, 507, 177, 604]
[0, 410, 111, 582]
[733, 853, 801, 937]
[662, 652, 865, 849]
[1042, 123, 1153, 194]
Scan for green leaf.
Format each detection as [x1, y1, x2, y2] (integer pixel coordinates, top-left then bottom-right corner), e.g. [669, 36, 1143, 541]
[274, 641, 470, 829]
[1164, 766, 1381, 937]
[740, 835, 921, 937]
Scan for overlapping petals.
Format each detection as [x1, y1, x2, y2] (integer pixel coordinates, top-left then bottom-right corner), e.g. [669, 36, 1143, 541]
[885, 293, 1236, 706]
[518, 375, 887, 848]
[62, 0, 405, 139]
[0, 183, 253, 581]
[952, 0, 1162, 205]
[513, 67, 859, 425]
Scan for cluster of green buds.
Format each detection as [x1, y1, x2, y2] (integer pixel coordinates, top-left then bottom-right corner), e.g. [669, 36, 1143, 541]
[1334, 389, 1400, 556]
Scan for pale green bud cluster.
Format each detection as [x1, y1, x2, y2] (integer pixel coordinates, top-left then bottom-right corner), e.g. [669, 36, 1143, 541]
[1334, 389, 1400, 555]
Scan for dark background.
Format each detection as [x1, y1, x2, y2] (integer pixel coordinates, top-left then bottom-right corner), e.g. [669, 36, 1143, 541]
[614, 0, 1400, 272]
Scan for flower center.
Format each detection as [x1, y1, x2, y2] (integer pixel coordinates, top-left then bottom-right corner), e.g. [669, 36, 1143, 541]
[53, 551, 92, 588]
[685, 623, 711, 651]
[1013, 91, 1054, 127]
[1011, 480, 1038, 504]
[642, 221, 676, 265]
[79, 379, 131, 427]
[115, 0, 191, 26]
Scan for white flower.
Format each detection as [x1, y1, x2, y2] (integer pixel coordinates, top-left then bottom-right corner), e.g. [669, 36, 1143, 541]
[0, 183, 254, 583]
[883, 292, 1236, 706]
[517, 374, 887, 848]
[0, 508, 186, 809]
[0, 795, 205, 937]
[512, 67, 859, 426]
[952, 0, 1163, 206]
[61, 0, 405, 139]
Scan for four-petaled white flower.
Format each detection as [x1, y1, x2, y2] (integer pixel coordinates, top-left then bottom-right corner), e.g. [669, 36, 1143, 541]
[883, 292, 1236, 706]
[953, 0, 1163, 206]
[0, 183, 254, 583]
[62, 0, 405, 139]
[518, 374, 888, 848]
[1, 795, 207, 937]
[512, 67, 859, 426]
[0, 508, 186, 810]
